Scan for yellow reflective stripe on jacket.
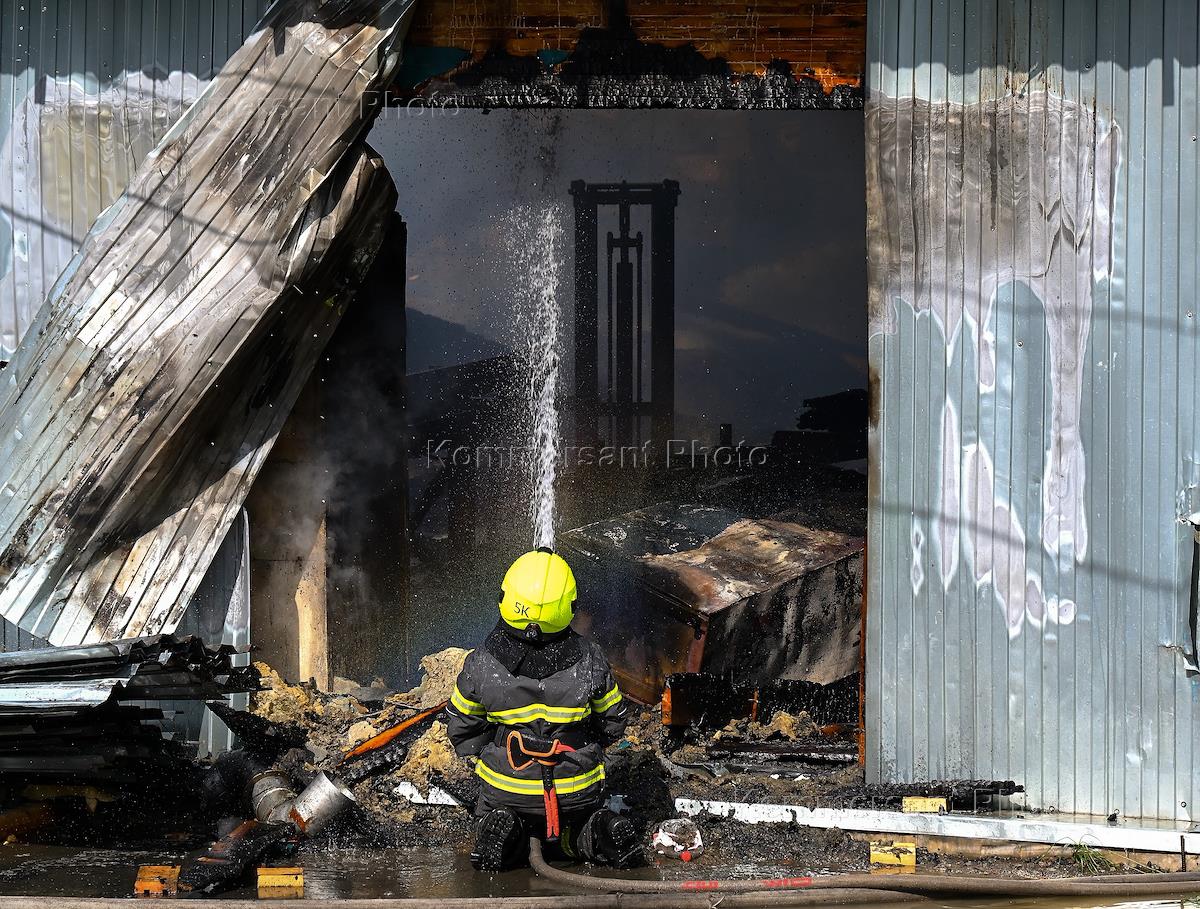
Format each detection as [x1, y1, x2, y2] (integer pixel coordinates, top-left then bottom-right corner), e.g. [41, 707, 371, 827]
[475, 761, 605, 795]
[590, 684, 621, 712]
[486, 702, 592, 725]
[451, 685, 487, 717]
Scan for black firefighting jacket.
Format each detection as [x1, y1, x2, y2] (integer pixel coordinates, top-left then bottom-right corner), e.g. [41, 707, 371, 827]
[446, 622, 629, 813]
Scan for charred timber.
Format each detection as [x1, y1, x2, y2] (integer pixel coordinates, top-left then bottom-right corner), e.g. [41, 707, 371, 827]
[397, 34, 863, 110]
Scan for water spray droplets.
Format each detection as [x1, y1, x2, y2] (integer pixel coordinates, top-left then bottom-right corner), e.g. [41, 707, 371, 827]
[507, 205, 564, 550]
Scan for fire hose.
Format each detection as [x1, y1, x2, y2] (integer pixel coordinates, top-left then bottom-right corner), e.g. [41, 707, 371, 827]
[529, 837, 1200, 901]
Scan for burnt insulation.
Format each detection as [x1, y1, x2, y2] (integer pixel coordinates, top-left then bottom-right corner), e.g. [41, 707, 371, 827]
[394, 26, 863, 111]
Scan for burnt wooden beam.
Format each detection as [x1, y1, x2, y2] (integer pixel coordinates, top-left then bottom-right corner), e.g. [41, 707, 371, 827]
[0, 0, 415, 645]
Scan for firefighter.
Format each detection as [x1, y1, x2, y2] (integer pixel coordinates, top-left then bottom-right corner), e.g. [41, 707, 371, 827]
[446, 548, 639, 871]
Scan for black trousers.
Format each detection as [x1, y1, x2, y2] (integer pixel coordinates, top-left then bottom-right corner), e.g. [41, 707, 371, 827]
[474, 792, 602, 866]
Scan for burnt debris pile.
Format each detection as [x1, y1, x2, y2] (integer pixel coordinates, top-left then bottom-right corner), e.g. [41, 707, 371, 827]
[0, 636, 1056, 890]
[168, 650, 475, 894]
[237, 649, 480, 836]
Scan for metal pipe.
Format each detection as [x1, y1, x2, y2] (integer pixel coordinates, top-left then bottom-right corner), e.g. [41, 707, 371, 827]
[570, 182, 599, 444]
[249, 770, 355, 835]
[635, 232, 643, 446]
[288, 771, 357, 835]
[249, 769, 295, 825]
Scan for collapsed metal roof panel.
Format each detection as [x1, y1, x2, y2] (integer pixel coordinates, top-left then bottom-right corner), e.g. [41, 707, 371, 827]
[0, 634, 243, 783]
[0, 633, 244, 714]
[0, 680, 128, 712]
[0, 0, 414, 646]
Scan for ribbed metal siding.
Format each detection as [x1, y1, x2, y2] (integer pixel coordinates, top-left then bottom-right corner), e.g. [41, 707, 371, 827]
[129, 510, 250, 753]
[178, 509, 250, 754]
[866, 0, 1200, 820]
[0, 0, 269, 356]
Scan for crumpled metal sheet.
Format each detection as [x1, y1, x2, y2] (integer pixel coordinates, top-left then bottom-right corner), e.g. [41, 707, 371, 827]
[0, 632, 244, 714]
[0, 0, 414, 646]
[0, 679, 129, 711]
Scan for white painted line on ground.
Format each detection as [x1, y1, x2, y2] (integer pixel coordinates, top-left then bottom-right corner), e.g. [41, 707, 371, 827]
[674, 799, 1200, 855]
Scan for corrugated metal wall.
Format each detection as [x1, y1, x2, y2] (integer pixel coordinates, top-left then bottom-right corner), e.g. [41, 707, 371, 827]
[0, 0, 269, 356]
[866, 0, 1200, 820]
[134, 510, 251, 753]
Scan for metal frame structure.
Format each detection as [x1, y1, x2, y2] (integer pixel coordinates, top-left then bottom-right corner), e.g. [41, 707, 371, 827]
[570, 179, 679, 448]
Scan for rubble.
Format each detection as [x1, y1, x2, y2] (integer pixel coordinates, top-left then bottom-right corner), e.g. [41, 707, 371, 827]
[346, 721, 379, 750]
[331, 676, 393, 703]
[713, 710, 820, 743]
[619, 702, 666, 749]
[249, 663, 325, 727]
[652, 817, 704, 861]
[396, 721, 456, 782]
[239, 650, 479, 847]
[249, 662, 373, 767]
[0, 645, 1171, 887]
[663, 672, 860, 733]
[392, 648, 470, 709]
[747, 710, 819, 741]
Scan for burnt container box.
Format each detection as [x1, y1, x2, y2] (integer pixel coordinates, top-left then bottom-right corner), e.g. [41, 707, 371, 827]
[559, 503, 864, 705]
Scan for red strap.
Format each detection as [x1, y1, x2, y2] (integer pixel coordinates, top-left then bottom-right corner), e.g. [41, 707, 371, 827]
[543, 787, 561, 839]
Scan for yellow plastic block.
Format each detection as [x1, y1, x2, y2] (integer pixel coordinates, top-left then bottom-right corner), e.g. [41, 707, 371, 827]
[135, 865, 180, 897]
[902, 796, 947, 814]
[870, 841, 917, 866]
[257, 866, 304, 898]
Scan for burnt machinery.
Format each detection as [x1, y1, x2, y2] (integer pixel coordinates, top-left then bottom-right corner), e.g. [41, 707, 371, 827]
[570, 180, 679, 449]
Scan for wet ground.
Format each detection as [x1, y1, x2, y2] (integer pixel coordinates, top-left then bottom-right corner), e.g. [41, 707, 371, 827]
[0, 839, 841, 899]
[0, 842, 1193, 904]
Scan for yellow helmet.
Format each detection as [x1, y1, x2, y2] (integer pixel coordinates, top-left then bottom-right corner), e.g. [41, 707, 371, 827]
[499, 548, 577, 635]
